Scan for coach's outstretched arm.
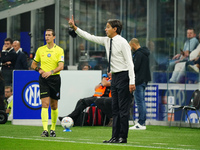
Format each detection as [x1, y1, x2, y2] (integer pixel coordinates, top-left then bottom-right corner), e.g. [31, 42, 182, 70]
[69, 15, 77, 31]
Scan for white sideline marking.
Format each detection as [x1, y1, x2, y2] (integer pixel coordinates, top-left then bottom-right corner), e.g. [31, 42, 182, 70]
[153, 143, 168, 145]
[177, 145, 194, 147]
[0, 136, 196, 150]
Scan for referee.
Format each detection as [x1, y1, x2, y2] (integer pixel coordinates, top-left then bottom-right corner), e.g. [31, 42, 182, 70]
[31, 29, 64, 137]
[69, 15, 135, 143]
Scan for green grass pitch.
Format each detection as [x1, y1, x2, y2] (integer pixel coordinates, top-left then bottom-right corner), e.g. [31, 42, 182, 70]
[0, 121, 200, 150]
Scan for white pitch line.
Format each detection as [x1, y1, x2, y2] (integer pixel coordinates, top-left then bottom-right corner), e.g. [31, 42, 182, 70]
[177, 145, 195, 147]
[0, 136, 197, 150]
[153, 143, 168, 145]
[33, 136, 92, 141]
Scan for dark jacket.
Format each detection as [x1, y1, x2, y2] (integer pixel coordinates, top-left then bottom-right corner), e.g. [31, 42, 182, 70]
[15, 51, 28, 70]
[132, 47, 151, 86]
[1, 48, 17, 70]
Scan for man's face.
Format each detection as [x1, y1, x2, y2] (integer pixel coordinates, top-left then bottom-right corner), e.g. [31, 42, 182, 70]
[4, 41, 12, 50]
[5, 88, 12, 98]
[45, 31, 55, 44]
[187, 29, 196, 39]
[13, 42, 20, 51]
[82, 65, 89, 70]
[105, 23, 117, 38]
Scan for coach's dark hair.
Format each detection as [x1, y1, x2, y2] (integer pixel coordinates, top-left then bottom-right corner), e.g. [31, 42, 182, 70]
[4, 38, 13, 44]
[107, 19, 122, 35]
[46, 29, 55, 36]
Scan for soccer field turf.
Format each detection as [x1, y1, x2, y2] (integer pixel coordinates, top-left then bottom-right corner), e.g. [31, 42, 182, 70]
[0, 121, 199, 150]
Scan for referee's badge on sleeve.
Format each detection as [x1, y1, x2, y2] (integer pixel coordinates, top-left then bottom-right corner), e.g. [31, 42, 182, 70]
[61, 56, 64, 61]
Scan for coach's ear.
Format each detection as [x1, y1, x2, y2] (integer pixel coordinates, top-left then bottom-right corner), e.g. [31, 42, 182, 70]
[68, 25, 77, 38]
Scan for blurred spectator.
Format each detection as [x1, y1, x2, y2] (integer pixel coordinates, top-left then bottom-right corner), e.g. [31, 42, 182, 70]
[1, 38, 17, 86]
[82, 65, 91, 70]
[187, 45, 200, 74]
[168, 28, 199, 71]
[169, 44, 200, 83]
[78, 62, 89, 70]
[4, 86, 13, 117]
[13, 40, 28, 70]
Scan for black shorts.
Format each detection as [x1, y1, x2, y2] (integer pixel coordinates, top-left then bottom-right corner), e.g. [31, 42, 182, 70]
[39, 75, 61, 100]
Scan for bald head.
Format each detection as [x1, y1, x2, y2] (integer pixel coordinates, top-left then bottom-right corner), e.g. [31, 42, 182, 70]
[129, 38, 140, 52]
[13, 41, 21, 52]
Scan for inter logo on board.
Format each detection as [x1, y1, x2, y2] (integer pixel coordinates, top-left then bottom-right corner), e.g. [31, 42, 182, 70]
[22, 81, 41, 110]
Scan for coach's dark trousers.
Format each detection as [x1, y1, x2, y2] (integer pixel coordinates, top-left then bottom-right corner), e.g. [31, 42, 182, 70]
[111, 71, 132, 139]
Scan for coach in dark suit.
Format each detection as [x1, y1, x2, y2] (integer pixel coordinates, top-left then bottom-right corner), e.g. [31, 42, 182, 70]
[13, 41, 28, 70]
[1, 38, 17, 86]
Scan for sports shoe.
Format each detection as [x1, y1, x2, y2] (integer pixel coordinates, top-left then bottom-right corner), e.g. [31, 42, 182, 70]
[129, 123, 146, 130]
[41, 130, 49, 137]
[50, 130, 56, 137]
[188, 65, 199, 73]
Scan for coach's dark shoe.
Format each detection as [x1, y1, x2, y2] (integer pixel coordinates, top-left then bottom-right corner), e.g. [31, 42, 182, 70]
[58, 117, 63, 121]
[41, 130, 49, 137]
[103, 137, 118, 143]
[117, 137, 127, 143]
[50, 130, 56, 137]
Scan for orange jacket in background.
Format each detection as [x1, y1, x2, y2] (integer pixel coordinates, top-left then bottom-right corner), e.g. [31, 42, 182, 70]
[93, 77, 111, 97]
